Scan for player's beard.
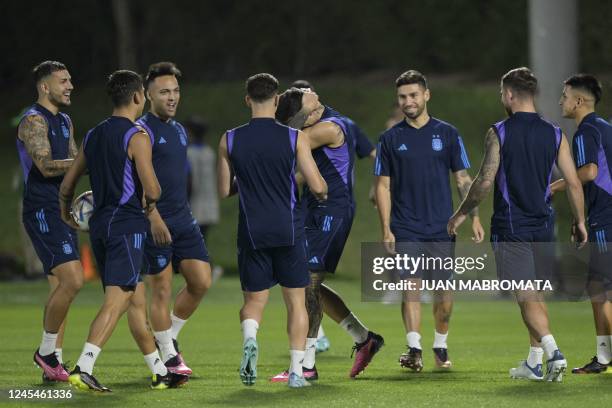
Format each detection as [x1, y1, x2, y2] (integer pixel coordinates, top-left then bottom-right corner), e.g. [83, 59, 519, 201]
[402, 103, 425, 120]
[50, 93, 70, 108]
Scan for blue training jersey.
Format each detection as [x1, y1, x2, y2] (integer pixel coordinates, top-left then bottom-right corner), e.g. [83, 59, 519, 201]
[322, 106, 374, 159]
[137, 113, 191, 225]
[572, 113, 612, 229]
[491, 112, 561, 234]
[302, 108, 356, 214]
[16, 103, 72, 214]
[375, 117, 471, 238]
[228, 118, 302, 250]
[84, 116, 148, 238]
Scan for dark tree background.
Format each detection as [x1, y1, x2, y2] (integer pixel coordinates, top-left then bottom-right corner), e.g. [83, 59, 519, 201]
[0, 0, 609, 91]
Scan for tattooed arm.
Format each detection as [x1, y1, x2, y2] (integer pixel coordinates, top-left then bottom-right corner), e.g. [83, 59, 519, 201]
[18, 114, 74, 177]
[68, 119, 78, 158]
[454, 170, 479, 218]
[448, 128, 500, 236]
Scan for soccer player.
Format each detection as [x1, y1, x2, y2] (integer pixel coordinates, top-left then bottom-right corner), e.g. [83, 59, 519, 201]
[17, 61, 83, 382]
[375, 70, 484, 372]
[59, 70, 188, 391]
[217, 73, 327, 388]
[272, 87, 384, 380]
[551, 74, 612, 374]
[290, 79, 377, 354]
[137, 62, 212, 375]
[448, 67, 587, 382]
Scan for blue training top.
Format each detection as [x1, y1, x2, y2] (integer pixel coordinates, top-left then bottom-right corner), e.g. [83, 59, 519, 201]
[137, 113, 192, 225]
[491, 112, 561, 234]
[84, 116, 148, 238]
[375, 116, 471, 239]
[572, 112, 612, 230]
[16, 103, 72, 214]
[227, 118, 302, 250]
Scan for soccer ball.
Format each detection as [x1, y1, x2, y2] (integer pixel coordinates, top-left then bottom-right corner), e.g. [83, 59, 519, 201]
[71, 191, 94, 231]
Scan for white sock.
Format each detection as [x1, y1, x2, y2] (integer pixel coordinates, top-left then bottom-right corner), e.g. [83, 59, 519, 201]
[55, 348, 63, 364]
[76, 343, 101, 375]
[144, 351, 168, 376]
[154, 329, 177, 362]
[170, 312, 187, 340]
[339, 313, 369, 344]
[241, 319, 259, 344]
[527, 346, 544, 367]
[540, 335, 559, 360]
[303, 338, 317, 369]
[433, 331, 448, 349]
[317, 325, 325, 340]
[289, 349, 305, 377]
[39, 331, 58, 356]
[406, 331, 422, 350]
[596, 335, 612, 364]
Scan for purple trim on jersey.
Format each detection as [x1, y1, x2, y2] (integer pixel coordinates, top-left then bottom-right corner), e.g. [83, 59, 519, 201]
[584, 122, 612, 196]
[323, 143, 350, 186]
[545, 127, 563, 202]
[289, 128, 298, 153]
[494, 122, 513, 233]
[288, 128, 298, 245]
[122, 126, 141, 152]
[227, 129, 235, 154]
[136, 120, 155, 145]
[16, 138, 33, 184]
[236, 181, 257, 249]
[83, 129, 94, 149]
[119, 159, 135, 205]
[321, 117, 348, 136]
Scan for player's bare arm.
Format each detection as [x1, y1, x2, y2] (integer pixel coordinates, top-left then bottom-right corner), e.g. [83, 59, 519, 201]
[454, 169, 479, 218]
[68, 119, 78, 158]
[296, 131, 327, 201]
[375, 175, 395, 253]
[550, 163, 598, 193]
[302, 121, 344, 149]
[129, 130, 161, 213]
[556, 134, 587, 244]
[19, 114, 74, 177]
[59, 144, 87, 228]
[217, 132, 237, 198]
[448, 128, 499, 235]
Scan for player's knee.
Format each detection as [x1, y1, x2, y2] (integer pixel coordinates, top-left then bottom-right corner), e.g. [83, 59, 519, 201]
[152, 281, 172, 303]
[188, 273, 211, 297]
[60, 274, 83, 297]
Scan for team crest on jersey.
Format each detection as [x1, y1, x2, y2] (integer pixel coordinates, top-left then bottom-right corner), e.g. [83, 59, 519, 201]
[61, 124, 70, 139]
[432, 135, 443, 151]
[62, 242, 73, 255]
[157, 255, 168, 268]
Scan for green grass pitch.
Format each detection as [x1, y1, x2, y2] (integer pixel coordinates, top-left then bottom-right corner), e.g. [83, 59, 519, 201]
[1, 275, 611, 407]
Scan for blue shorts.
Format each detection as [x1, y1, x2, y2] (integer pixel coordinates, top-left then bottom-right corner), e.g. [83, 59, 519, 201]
[22, 208, 79, 275]
[589, 225, 612, 291]
[91, 232, 146, 289]
[238, 235, 310, 292]
[491, 226, 554, 282]
[305, 210, 354, 274]
[394, 234, 455, 280]
[143, 220, 209, 275]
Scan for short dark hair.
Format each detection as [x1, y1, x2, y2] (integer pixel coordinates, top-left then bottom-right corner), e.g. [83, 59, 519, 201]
[396, 70, 428, 89]
[106, 70, 143, 107]
[33, 61, 67, 83]
[275, 88, 304, 125]
[291, 79, 314, 91]
[246, 73, 279, 102]
[564, 74, 602, 105]
[144, 62, 181, 90]
[501, 67, 538, 97]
